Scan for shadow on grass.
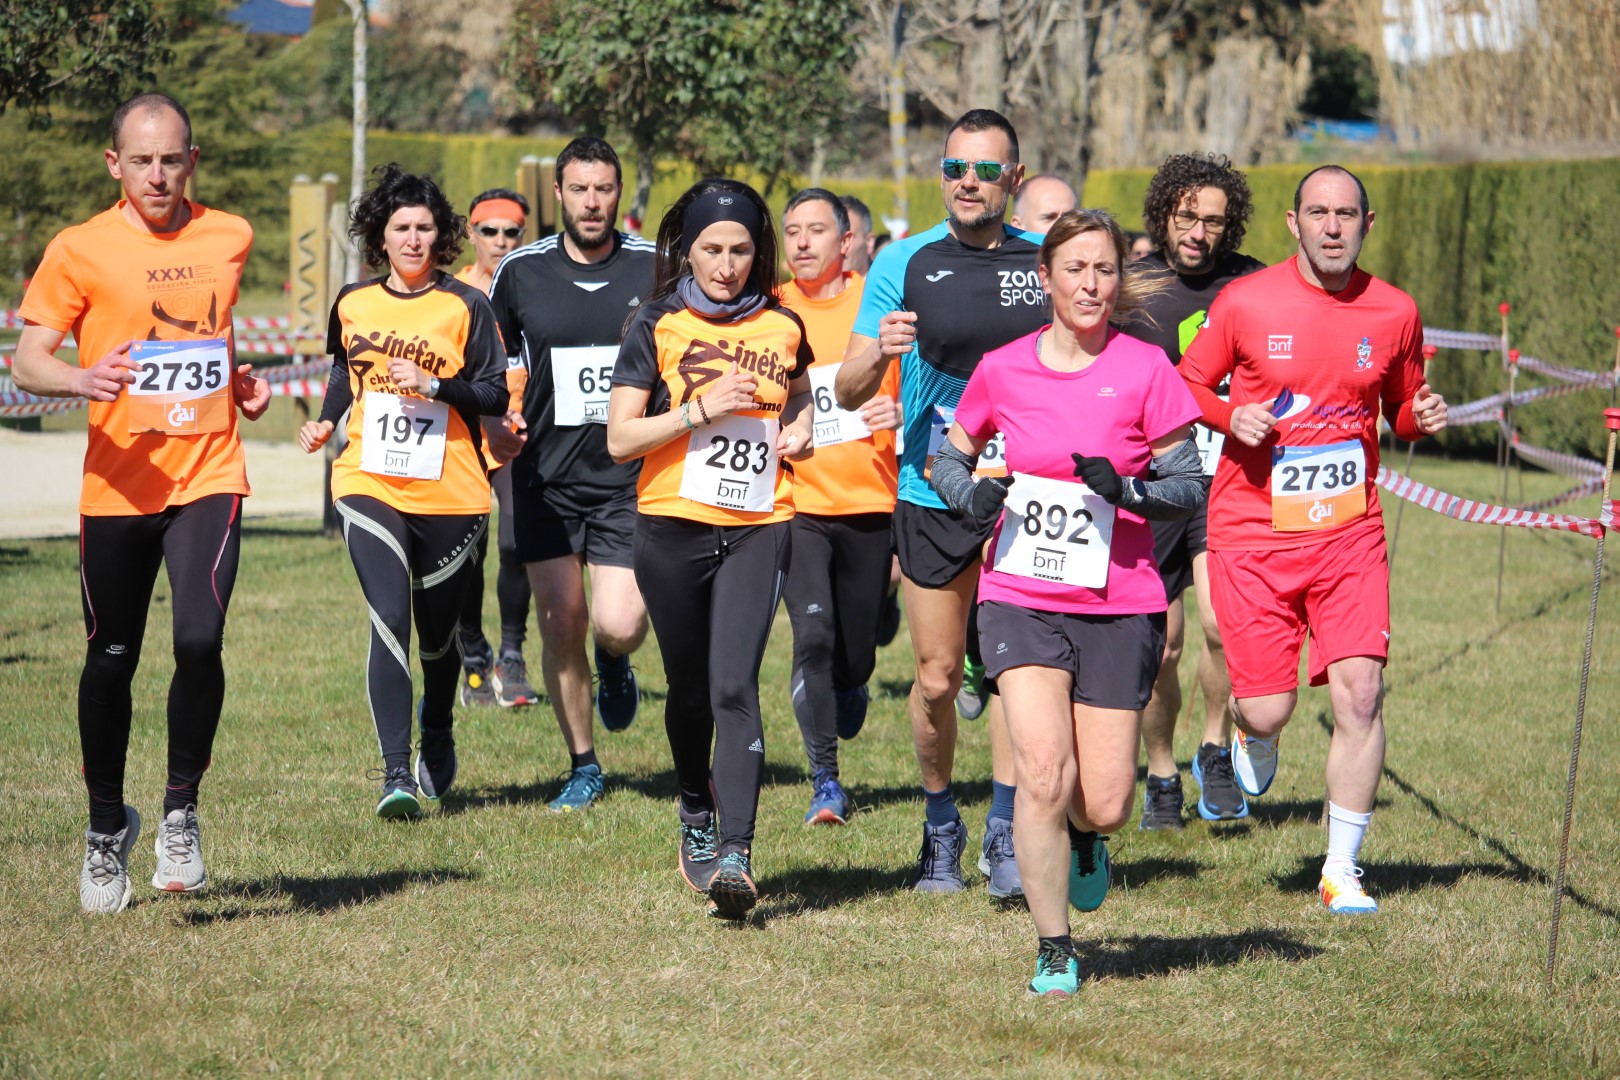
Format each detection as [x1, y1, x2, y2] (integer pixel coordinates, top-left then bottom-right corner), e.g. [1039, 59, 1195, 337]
[850, 777, 994, 815]
[172, 867, 477, 924]
[608, 761, 814, 806]
[747, 863, 918, 924]
[1081, 928, 1322, 980]
[1113, 857, 1205, 888]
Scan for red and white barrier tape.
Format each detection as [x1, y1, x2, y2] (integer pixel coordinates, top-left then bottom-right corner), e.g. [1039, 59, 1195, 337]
[1376, 466, 1612, 538]
[1514, 354, 1619, 388]
[1424, 327, 1502, 352]
[1516, 477, 1606, 513]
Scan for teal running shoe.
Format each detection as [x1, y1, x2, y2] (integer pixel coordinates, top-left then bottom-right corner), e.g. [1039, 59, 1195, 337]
[1069, 831, 1110, 912]
[547, 764, 604, 813]
[1027, 941, 1080, 997]
[374, 766, 422, 820]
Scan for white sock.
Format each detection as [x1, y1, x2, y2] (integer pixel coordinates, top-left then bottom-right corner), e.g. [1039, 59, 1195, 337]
[1324, 802, 1373, 873]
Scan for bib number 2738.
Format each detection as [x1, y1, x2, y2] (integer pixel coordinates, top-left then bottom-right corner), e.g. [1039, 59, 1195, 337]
[1271, 440, 1367, 532]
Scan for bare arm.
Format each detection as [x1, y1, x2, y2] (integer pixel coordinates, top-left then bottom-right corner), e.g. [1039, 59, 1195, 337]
[836, 310, 916, 411]
[12, 324, 137, 400]
[776, 373, 814, 461]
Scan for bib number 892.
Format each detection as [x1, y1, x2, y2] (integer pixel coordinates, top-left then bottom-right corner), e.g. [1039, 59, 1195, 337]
[1277, 459, 1359, 492]
[375, 414, 434, 445]
[704, 434, 770, 475]
[1021, 499, 1093, 544]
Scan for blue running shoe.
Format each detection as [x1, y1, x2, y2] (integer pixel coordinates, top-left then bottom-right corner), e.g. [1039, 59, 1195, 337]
[707, 852, 758, 920]
[834, 684, 870, 740]
[679, 812, 720, 892]
[594, 644, 639, 732]
[805, 770, 849, 825]
[1027, 941, 1080, 997]
[1190, 743, 1249, 820]
[977, 816, 1024, 901]
[1069, 831, 1109, 912]
[414, 723, 457, 803]
[374, 766, 421, 820]
[547, 764, 604, 813]
[912, 818, 968, 894]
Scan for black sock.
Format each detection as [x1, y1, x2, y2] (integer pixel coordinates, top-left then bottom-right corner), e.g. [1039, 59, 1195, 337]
[570, 749, 599, 771]
[1039, 933, 1076, 956]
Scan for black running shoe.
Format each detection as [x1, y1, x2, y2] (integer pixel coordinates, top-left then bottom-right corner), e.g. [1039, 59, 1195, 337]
[707, 851, 758, 920]
[679, 811, 720, 892]
[1192, 742, 1250, 821]
[1139, 773, 1184, 831]
[414, 724, 458, 802]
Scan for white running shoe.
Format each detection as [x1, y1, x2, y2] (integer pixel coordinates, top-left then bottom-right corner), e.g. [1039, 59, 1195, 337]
[1230, 729, 1279, 796]
[1319, 862, 1378, 915]
[80, 805, 141, 915]
[152, 805, 208, 893]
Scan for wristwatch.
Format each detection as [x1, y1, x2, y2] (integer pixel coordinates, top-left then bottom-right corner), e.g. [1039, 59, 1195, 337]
[426, 376, 441, 399]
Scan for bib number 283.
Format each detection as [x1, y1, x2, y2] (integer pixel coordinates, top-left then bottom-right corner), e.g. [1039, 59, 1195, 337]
[679, 414, 779, 512]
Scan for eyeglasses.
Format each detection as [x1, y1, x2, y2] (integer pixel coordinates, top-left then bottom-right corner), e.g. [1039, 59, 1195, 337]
[1170, 211, 1226, 234]
[940, 158, 1015, 182]
[476, 225, 523, 239]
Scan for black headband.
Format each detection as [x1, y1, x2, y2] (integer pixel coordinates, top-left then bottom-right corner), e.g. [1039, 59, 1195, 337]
[681, 190, 762, 255]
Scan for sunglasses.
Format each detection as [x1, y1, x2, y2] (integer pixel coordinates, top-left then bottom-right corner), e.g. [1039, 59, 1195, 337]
[476, 225, 523, 239]
[940, 158, 1015, 182]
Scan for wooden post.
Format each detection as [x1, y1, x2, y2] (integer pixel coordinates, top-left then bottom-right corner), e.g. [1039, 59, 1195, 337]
[516, 156, 543, 245]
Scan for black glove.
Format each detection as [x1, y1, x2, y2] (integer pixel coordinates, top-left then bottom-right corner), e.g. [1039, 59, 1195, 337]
[969, 475, 1013, 525]
[1071, 453, 1124, 505]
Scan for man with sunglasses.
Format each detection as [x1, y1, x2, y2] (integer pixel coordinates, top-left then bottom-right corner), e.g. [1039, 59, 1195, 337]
[837, 109, 1048, 898]
[1122, 153, 1266, 831]
[488, 137, 655, 813]
[451, 189, 542, 712]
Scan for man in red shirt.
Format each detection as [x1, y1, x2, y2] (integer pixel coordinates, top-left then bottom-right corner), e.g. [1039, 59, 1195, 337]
[1180, 166, 1448, 915]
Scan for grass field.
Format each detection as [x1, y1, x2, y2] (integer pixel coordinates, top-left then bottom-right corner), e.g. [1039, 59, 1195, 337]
[2, 455, 1618, 1077]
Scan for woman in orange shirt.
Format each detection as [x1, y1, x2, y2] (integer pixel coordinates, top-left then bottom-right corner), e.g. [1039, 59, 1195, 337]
[608, 179, 814, 919]
[300, 165, 508, 819]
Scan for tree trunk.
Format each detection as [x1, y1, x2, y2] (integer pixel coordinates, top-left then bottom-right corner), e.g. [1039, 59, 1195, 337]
[345, 0, 368, 285]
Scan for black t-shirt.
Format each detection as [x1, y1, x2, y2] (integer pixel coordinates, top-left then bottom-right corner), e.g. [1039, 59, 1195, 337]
[488, 231, 655, 494]
[1123, 249, 1267, 364]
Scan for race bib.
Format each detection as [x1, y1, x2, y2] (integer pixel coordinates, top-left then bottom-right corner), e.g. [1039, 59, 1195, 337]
[1271, 440, 1367, 532]
[550, 345, 616, 426]
[679, 414, 779, 512]
[924, 405, 1006, 478]
[1195, 385, 1230, 476]
[990, 472, 1116, 589]
[809, 364, 871, 448]
[360, 392, 450, 481]
[127, 338, 230, 435]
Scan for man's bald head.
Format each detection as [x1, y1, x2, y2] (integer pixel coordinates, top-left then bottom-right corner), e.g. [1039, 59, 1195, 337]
[1011, 174, 1077, 233]
[111, 93, 192, 152]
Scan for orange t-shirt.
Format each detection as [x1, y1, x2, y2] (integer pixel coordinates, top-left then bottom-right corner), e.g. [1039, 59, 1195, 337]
[613, 292, 812, 526]
[778, 273, 898, 516]
[322, 275, 507, 515]
[19, 201, 253, 516]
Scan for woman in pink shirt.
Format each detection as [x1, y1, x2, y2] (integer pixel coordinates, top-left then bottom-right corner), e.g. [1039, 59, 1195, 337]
[930, 210, 1205, 998]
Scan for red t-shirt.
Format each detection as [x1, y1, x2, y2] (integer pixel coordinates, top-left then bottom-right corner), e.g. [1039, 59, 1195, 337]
[1179, 258, 1426, 551]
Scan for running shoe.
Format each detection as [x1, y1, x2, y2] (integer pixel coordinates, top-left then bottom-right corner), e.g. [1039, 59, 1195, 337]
[805, 770, 849, 825]
[912, 818, 968, 894]
[834, 684, 870, 740]
[1319, 862, 1379, 915]
[151, 805, 207, 893]
[1028, 941, 1080, 998]
[1139, 773, 1185, 831]
[956, 661, 987, 721]
[1230, 728, 1279, 797]
[1069, 830, 1110, 912]
[978, 815, 1024, 901]
[707, 851, 758, 920]
[1191, 742, 1249, 820]
[79, 805, 140, 915]
[375, 766, 422, 820]
[594, 644, 639, 732]
[492, 652, 539, 708]
[414, 724, 458, 802]
[876, 589, 902, 648]
[679, 812, 720, 892]
[459, 660, 496, 707]
[547, 764, 604, 813]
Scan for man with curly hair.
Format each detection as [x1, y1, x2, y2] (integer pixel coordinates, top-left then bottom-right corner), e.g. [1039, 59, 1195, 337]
[1122, 152, 1265, 830]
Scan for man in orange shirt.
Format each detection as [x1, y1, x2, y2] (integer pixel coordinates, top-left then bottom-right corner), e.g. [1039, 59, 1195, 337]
[777, 188, 900, 825]
[13, 93, 269, 914]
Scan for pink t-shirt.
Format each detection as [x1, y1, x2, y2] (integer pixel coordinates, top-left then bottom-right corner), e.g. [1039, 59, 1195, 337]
[956, 326, 1202, 615]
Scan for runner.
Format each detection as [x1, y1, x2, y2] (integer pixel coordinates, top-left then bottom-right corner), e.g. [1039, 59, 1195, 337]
[13, 93, 268, 912]
[840, 195, 876, 275]
[932, 208, 1202, 996]
[488, 137, 655, 813]
[777, 187, 900, 825]
[607, 178, 814, 919]
[837, 109, 1049, 899]
[1180, 165, 1448, 914]
[1123, 153, 1265, 829]
[298, 164, 507, 819]
[453, 188, 539, 709]
[1008, 174, 1076, 233]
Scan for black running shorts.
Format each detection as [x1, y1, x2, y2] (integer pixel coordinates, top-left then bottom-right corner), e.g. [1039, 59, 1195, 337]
[977, 600, 1166, 711]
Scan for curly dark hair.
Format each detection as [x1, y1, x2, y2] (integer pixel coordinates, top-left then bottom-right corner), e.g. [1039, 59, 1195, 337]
[650, 177, 779, 303]
[349, 163, 465, 272]
[1141, 152, 1253, 258]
